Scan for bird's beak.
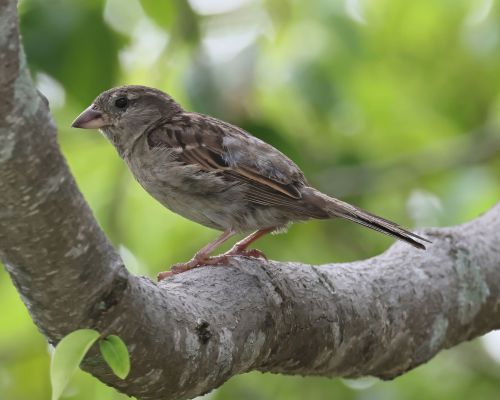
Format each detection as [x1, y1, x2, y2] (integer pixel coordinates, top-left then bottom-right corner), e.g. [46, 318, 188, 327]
[71, 105, 106, 129]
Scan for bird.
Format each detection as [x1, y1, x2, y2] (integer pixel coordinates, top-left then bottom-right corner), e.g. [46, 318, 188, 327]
[72, 85, 430, 280]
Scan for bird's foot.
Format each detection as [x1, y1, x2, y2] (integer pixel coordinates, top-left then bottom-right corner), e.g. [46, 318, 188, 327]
[157, 258, 201, 281]
[157, 254, 232, 281]
[157, 248, 268, 281]
[224, 247, 268, 260]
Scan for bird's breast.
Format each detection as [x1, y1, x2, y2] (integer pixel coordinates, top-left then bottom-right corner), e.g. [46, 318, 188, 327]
[123, 140, 242, 230]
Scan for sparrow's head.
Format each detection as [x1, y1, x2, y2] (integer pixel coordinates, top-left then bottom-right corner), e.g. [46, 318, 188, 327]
[72, 85, 182, 154]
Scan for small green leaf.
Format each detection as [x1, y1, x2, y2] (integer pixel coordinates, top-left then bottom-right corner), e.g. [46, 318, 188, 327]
[99, 335, 130, 379]
[50, 329, 100, 400]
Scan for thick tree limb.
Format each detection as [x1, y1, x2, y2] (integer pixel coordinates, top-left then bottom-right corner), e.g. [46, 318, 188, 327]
[1, 1, 500, 399]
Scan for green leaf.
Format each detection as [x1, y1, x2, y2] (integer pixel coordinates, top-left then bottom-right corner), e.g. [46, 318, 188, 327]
[50, 329, 100, 400]
[99, 335, 131, 379]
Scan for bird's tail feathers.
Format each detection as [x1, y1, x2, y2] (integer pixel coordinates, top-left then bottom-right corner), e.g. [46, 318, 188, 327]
[303, 188, 430, 250]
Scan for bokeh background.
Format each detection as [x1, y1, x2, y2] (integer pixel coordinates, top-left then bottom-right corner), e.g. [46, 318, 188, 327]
[1, 0, 500, 398]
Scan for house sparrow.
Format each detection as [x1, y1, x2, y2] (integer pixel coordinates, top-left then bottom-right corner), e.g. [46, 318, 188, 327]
[72, 85, 429, 280]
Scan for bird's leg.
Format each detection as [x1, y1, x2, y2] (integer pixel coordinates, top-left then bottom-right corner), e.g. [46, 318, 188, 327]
[158, 228, 236, 280]
[223, 227, 276, 259]
[157, 227, 275, 281]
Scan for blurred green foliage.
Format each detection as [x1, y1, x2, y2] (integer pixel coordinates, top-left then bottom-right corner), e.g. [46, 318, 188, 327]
[2, 0, 500, 398]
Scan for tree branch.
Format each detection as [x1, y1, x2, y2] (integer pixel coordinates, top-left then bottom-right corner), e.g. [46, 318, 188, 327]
[1, 1, 500, 399]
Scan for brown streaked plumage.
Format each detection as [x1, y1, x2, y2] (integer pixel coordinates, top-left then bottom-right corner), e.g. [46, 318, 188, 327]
[72, 85, 430, 280]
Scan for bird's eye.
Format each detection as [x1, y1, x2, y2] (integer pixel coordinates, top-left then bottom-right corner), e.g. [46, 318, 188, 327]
[114, 97, 128, 109]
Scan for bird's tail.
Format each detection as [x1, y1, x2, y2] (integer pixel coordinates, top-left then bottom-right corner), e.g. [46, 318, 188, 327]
[303, 188, 430, 250]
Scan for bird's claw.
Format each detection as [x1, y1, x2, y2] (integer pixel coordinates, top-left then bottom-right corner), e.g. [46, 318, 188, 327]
[157, 248, 267, 281]
[226, 248, 268, 260]
[157, 255, 230, 281]
[157, 270, 175, 281]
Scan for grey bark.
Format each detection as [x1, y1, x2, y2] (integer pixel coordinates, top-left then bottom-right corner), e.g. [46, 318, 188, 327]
[1, 1, 500, 399]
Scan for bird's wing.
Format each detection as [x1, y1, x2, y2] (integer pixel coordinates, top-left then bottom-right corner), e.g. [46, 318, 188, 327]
[146, 113, 313, 210]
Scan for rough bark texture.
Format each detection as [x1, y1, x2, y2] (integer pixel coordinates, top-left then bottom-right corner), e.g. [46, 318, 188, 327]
[1, 1, 500, 399]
